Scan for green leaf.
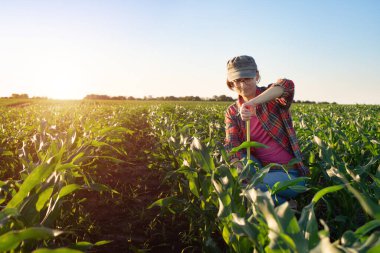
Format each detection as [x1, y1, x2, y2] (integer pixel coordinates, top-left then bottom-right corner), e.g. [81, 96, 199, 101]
[69, 240, 111, 251]
[90, 138, 127, 157]
[345, 183, 380, 219]
[298, 203, 320, 249]
[355, 220, 380, 237]
[368, 244, 380, 253]
[2, 150, 13, 156]
[178, 166, 200, 198]
[58, 184, 81, 198]
[191, 138, 215, 172]
[33, 248, 83, 253]
[286, 158, 302, 167]
[288, 185, 309, 192]
[89, 183, 111, 192]
[0, 227, 63, 251]
[271, 177, 309, 195]
[216, 192, 232, 218]
[94, 240, 112, 246]
[148, 197, 177, 214]
[230, 141, 268, 155]
[222, 225, 231, 244]
[0, 208, 19, 221]
[56, 163, 79, 172]
[90, 140, 108, 147]
[276, 203, 302, 235]
[93, 155, 126, 164]
[276, 232, 297, 251]
[211, 165, 236, 218]
[179, 123, 194, 133]
[36, 187, 54, 211]
[246, 166, 270, 187]
[231, 213, 259, 240]
[189, 178, 200, 198]
[6, 163, 55, 209]
[71, 152, 85, 164]
[312, 185, 345, 204]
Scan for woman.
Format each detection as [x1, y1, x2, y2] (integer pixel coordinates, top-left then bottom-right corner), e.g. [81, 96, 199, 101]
[224, 55, 309, 205]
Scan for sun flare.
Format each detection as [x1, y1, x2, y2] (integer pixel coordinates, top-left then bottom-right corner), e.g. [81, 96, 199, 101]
[30, 57, 89, 100]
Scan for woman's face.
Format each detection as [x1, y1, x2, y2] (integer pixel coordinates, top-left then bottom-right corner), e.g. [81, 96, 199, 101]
[231, 77, 257, 100]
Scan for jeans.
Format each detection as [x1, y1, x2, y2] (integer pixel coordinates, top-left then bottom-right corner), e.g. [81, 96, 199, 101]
[243, 154, 305, 205]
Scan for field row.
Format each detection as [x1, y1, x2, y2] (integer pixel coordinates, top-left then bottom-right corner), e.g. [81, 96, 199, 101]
[0, 102, 379, 252]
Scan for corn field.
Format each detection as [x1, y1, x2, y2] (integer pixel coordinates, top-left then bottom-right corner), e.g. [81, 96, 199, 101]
[0, 100, 379, 252]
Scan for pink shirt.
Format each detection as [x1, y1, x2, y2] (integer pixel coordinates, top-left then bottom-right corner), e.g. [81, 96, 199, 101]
[250, 115, 294, 164]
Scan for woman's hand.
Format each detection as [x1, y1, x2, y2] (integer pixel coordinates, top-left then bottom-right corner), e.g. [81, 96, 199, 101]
[239, 103, 256, 121]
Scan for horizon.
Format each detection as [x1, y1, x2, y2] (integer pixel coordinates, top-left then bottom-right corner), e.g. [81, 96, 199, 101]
[4, 92, 377, 105]
[1, 0, 379, 105]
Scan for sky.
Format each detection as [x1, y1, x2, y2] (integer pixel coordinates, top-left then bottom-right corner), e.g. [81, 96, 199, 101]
[0, 0, 379, 104]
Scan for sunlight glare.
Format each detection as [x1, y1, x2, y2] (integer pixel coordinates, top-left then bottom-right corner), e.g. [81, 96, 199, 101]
[29, 52, 89, 100]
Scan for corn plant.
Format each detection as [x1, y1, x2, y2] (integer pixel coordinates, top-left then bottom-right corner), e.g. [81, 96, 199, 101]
[148, 103, 380, 252]
[0, 104, 135, 252]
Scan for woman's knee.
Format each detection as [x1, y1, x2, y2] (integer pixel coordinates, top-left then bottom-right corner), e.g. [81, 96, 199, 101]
[262, 169, 305, 198]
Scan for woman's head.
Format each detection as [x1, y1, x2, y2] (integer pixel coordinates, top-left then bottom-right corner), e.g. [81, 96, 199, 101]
[226, 55, 260, 90]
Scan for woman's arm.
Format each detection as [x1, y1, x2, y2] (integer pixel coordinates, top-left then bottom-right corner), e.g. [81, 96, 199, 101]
[224, 107, 243, 159]
[249, 85, 284, 105]
[224, 105, 247, 171]
[240, 79, 295, 121]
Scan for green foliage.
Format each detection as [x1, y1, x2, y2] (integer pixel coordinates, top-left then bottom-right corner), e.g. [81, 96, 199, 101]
[147, 103, 380, 252]
[0, 227, 62, 251]
[0, 100, 379, 252]
[0, 103, 139, 251]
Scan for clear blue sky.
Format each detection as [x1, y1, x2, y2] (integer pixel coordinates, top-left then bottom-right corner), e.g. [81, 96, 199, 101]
[0, 0, 379, 104]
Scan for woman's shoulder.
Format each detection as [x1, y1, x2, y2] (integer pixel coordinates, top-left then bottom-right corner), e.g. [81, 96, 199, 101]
[266, 78, 295, 89]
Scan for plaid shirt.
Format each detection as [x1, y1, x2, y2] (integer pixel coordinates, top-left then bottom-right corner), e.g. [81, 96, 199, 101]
[224, 79, 310, 176]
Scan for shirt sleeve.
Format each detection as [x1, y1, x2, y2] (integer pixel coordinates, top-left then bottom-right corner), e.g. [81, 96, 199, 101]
[224, 106, 243, 160]
[272, 79, 295, 110]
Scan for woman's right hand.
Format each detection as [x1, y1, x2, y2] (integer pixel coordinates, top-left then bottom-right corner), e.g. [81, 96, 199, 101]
[239, 104, 256, 121]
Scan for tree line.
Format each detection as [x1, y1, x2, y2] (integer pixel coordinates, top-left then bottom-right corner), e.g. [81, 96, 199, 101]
[3, 93, 337, 104]
[0, 94, 48, 99]
[83, 94, 235, 101]
[83, 95, 337, 103]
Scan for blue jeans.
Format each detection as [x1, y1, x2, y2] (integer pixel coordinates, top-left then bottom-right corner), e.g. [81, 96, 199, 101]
[243, 154, 305, 205]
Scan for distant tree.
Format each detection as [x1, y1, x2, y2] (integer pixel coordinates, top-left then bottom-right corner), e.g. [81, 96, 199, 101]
[82, 94, 235, 101]
[31, 96, 48, 100]
[143, 95, 153, 100]
[183, 96, 202, 101]
[11, 93, 29, 99]
[112, 96, 126, 100]
[210, 95, 234, 101]
[293, 100, 338, 104]
[169, 96, 179, 101]
[84, 94, 117, 100]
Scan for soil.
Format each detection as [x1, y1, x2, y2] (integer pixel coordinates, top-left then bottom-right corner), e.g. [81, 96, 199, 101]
[79, 160, 197, 253]
[74, 117, 202, 253]
[6, 101, 32, 107]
